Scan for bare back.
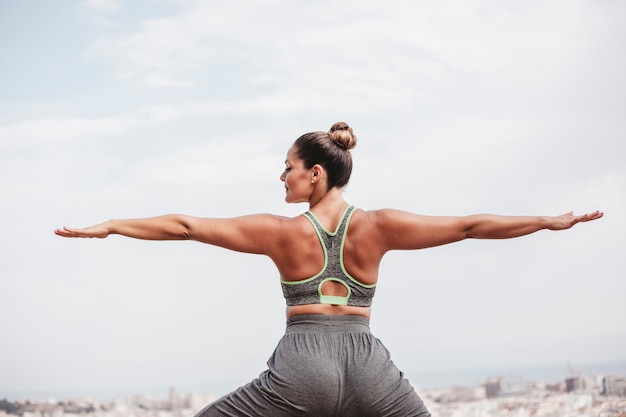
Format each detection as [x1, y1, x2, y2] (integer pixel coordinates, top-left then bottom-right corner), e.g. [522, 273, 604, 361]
[270, 208, 384, 318]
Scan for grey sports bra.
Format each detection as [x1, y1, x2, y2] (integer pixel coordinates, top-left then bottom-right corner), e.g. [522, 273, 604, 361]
[280, 205, 376, 307]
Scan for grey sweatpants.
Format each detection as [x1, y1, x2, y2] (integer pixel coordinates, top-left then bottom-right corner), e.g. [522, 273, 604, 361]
[194, 314, 431, 417]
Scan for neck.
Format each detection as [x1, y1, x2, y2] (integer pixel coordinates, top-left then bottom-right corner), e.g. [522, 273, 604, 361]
[308, 187, 347, 213]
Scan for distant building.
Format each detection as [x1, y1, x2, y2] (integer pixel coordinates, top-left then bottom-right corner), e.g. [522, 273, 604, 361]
[566, 377, 584, 393]
[500, 375, 531, 396]
[432, 385, 485, 403]
[168, 386, 187, 410]
[603, 375, 626, 397]
[483, 378, 501, 399]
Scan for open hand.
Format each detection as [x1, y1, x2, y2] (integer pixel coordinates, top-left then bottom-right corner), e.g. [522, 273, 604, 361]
[548, 210, 603, 231]
[54, 222, 110, 239]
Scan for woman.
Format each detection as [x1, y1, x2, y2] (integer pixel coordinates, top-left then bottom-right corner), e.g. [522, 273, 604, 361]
[55, 121, 602, 416]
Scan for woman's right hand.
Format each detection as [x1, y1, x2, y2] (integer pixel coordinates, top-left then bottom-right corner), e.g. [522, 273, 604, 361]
[54, 222, 111, 239]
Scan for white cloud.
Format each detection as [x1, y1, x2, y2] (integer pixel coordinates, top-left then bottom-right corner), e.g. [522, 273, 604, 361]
[83, 2, 474, 91]
[82, 0, 120, 13]
[141, 73, 195, 88]
[80, 0, 624, 143]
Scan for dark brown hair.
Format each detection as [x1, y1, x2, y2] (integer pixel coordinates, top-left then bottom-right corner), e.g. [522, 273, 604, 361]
[293, 121, 357, 189]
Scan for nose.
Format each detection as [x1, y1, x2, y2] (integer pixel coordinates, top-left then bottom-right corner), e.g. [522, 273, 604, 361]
[280, 170, 286, 182]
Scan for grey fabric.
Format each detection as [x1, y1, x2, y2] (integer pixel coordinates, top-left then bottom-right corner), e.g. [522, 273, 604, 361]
[194, 315, 431, 417]
[281, 206, 377, 307]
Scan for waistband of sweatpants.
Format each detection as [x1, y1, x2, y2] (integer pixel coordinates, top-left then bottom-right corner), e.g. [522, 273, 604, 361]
[285, 314, 371, 334]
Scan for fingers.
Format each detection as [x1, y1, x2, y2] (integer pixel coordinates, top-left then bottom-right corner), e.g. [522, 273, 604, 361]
[54, 225, 109, 238]
[580, 210, 602, 220]
[574, 210, 603, 224]
[54, 226, 78, 237]
[585, 210, 603, 221]
[54, 226, 91, 238]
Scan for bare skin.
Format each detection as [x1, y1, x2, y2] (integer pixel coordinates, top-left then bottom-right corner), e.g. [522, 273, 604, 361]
[55, 145, 604, 319]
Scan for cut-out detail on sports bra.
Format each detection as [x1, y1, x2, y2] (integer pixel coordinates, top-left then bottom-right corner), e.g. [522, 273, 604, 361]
[280, 206, 376, 307]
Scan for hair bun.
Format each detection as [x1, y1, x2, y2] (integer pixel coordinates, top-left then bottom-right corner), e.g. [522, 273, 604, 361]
[328, 121, 357, 150]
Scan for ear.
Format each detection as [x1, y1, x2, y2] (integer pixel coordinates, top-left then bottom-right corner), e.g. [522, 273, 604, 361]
[310, 164, 325, 183]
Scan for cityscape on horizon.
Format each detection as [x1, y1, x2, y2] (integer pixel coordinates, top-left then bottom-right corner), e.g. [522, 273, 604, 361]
[2, 364, 626, 417]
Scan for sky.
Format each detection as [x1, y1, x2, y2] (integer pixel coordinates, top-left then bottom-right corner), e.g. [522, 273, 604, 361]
[1, 0, 625, 400]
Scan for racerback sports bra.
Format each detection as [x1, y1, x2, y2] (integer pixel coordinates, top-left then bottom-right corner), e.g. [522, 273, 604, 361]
[280, 205, 376, 307]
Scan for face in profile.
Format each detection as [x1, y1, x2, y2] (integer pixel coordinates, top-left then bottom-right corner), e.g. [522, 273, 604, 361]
[280, 146, 313, 204]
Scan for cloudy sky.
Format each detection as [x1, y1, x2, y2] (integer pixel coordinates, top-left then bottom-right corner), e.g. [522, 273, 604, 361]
[1, 0, 625, 400]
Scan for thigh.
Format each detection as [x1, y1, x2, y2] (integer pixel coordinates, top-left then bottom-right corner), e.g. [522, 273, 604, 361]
[194, 333, 340, 417]
[340, 336, 432, 417]
[193, 374, 301, 417]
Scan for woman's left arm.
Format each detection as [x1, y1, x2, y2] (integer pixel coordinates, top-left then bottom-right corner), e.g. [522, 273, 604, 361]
[465, 210, 604, 239]
[373, 209, 603, 252]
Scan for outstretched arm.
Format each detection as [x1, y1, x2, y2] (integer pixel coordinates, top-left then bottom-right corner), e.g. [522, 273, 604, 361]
[55, 215, 194, 240]
[55, 213, 285, 254]
[375, 209, 603, 251]
[460, 210, 605, 239]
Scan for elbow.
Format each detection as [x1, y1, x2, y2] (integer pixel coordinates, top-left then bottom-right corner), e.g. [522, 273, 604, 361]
[172, 215, 193, 240]
[180, 221, 193, 240]
[462, 216, 484, 240]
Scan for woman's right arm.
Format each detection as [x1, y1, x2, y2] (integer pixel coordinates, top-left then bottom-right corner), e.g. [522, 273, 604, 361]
[55, 215, 196, 240]
[55, 213, 286, 255]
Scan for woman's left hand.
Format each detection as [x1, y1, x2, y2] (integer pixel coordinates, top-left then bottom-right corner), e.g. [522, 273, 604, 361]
[547, 210, 604, 231]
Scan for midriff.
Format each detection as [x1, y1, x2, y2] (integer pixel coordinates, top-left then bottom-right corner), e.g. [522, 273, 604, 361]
[286, 304, 371, 319]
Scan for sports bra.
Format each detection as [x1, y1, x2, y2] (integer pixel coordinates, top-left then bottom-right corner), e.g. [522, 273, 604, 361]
[280, 205, 377, 307]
